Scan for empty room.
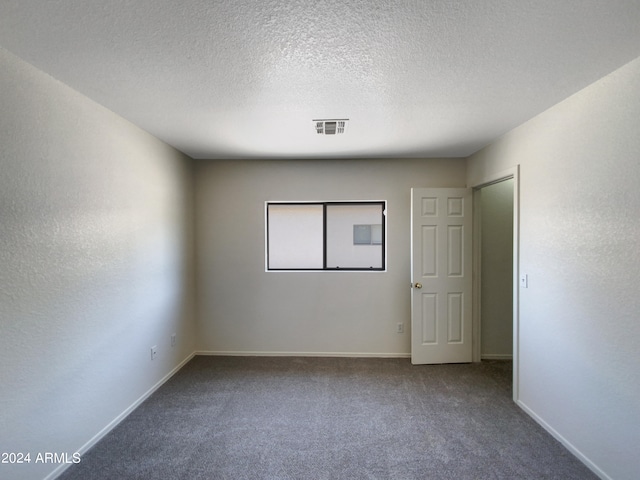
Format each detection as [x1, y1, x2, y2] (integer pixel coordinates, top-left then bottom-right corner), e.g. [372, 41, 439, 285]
[1, 1, 639, 479]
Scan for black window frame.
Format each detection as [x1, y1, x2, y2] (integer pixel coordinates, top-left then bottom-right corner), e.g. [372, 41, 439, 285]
[266, 201, 386, 271]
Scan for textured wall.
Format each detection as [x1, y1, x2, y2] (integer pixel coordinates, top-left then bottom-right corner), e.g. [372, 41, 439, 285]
[194, 158, 466, 356]
[0, 48, 196, 480]
[468, 56, 640, 480]
[480, 179, 513, 358]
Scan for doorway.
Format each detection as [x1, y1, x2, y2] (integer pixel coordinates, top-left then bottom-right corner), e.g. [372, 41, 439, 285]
[478, 179, 513, 360]
[471, 166, 520, 402]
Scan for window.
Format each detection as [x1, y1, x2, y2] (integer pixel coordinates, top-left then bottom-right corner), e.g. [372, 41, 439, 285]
[266, 201, 386, 271]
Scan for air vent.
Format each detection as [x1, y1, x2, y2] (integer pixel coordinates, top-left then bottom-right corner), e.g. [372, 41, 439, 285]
[314, 119, 348, 135]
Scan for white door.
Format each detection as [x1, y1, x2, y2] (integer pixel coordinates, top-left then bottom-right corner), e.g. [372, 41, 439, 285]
[411, 188, 472, 364]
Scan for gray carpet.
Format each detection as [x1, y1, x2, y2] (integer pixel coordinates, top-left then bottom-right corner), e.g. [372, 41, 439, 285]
[58, 356, 597, 479]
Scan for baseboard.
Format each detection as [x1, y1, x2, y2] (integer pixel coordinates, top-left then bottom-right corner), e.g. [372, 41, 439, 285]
[46, 351, 197, 480]
[480, 354, 513, 360]
[195, 350, 411, 358]
[516, 400, 610, 480]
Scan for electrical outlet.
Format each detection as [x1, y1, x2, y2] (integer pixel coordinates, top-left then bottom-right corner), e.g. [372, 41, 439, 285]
[396, 322, 404, 334]
[151, 345, 157, 360]
[171, 333, 176, 347]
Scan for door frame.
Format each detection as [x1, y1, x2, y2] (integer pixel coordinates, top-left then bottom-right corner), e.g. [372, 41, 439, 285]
[470, 165, 520, 402]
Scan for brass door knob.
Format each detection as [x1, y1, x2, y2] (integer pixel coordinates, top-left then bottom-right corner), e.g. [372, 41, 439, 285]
[414, 283, 422, 289]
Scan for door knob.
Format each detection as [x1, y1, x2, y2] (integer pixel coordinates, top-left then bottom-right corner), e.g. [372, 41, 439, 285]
[414, 283, 422, 289]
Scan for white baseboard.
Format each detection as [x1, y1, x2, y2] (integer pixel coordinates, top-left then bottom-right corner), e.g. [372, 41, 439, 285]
[516, 400, 610, 480]
[195, 350, 411, 358]
[480, 354, 513, 360]
[46, 352, 196, 480]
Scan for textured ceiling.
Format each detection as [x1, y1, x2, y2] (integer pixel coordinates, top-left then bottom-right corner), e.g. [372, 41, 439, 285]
[1, 0, 640, 159]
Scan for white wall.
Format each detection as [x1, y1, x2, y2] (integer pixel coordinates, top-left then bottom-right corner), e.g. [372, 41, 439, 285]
[194, 158, 466, 355]
[480, 179, 513, 358]
[468, 55, 640, 480]
[0, 48, 196, 480]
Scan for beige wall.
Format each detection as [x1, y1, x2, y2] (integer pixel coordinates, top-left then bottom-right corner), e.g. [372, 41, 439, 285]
[194, 158, 466, 355]
[0, 47, 196, 480]
[468, 55, 640, 480]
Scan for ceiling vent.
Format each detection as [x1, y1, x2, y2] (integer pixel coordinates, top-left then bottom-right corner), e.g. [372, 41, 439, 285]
[314, 119, 348, 135]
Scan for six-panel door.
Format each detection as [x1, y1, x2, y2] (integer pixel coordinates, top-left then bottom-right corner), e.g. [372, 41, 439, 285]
[411, 188, 472, 364]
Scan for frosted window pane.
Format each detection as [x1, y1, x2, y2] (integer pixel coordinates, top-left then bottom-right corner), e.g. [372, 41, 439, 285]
[326, 204, 383, 269]
[267, 204, 324, 269]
